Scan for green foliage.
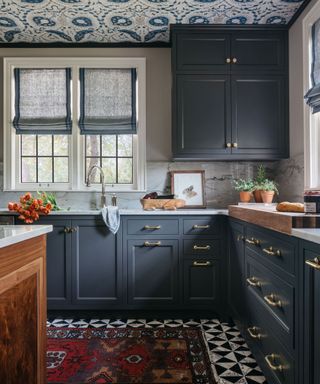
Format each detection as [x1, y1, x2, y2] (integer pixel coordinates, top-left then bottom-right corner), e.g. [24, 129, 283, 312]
[259, 179, 279, 194]
[255, 164, 267, 184]
[233, 178, 255, 192]
[37, 191, 61, 211]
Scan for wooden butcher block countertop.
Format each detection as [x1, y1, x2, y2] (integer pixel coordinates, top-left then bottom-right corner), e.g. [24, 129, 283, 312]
[228, 204, 320, 235]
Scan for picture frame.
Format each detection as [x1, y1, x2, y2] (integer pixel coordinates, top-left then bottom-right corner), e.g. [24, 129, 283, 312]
[170, 170, 206, 208]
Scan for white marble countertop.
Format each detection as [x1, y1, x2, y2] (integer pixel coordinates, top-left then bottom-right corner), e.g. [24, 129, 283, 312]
[0, 208, 228, 216]
[291, 228, 320, 245]
[0, 225, 53, 248]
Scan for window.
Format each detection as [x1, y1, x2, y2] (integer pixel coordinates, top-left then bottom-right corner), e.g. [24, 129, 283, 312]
[304, 2, 320, 189]
[3, 58, 146, 191]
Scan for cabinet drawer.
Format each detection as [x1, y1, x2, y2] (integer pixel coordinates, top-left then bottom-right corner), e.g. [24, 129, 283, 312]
[127, 219, 179, 235]
[245, 226, 295, 275]
[183, 239, 220, 256]
[183, 217, 220, 236]
[245, 251, 294, 333]
[245, 295, 294, 384]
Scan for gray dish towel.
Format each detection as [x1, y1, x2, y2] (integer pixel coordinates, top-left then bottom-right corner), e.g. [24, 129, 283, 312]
[101, 206, 120, 235]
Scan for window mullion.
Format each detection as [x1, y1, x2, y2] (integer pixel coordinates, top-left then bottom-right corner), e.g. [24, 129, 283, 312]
[71, 64, 80, 190]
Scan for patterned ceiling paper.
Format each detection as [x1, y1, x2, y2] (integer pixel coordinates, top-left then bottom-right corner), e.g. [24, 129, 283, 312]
[0, 0, 304, 44]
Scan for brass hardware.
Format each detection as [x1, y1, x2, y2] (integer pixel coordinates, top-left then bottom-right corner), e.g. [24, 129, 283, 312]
[245, 238, 260, 246]
[232, 58, 238, 63]
[262, 247, 281, 257]
[246, 277, 261, 288]
[144, 241, 161, 247]
[237, 235, 245, 242]
[226, 143, 232, 148]
[247, 326, 262, 339]
[70, 227, 77, 233]
[144, 225, 161, 230]
[64, 227, 71, 233]
[193, 245, 211, 251]
[193, 261, 211, 267]
[232, 143, 238, 148]
[265, 354, 283, 372]
[193, 224, 210, 230]
[226, 58, 231, 63]
[264, 294, 282, 308]
[305, 257, 320, 270]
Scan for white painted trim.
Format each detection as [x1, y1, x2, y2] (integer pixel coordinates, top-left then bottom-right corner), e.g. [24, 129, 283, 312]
[303, 2, 320, 189]
[3, 57, 147, 192]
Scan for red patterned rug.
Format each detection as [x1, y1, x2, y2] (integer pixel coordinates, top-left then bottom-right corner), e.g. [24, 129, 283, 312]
[47, 327, 215, 384]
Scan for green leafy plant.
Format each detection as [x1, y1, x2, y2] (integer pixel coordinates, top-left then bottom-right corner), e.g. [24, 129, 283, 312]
[253, 164, 268, 190]
[259, 179, 279, 194]
[37, 191, 61, 211]
[233, 178, 255, 192]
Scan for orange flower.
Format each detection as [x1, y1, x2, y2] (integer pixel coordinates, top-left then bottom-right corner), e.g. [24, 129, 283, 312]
[13, 203, 20, 210]
[24, 192, 32, 201]
[25, 218, 33, 224]
[18, 215, 25, 220]
[8, 202, 14, 210]
[46, 202, 52, 211]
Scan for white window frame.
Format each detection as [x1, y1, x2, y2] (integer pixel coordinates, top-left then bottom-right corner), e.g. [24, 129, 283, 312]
[3, 57, 146, 192]
[303, 2, 320, 189]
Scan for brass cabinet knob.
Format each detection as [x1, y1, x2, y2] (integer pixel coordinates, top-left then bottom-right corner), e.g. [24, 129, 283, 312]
[305, 257, 320, 270]
[226, 143, 232, 148]
[70, 227, 77, 233]
[226, 58, 231, 63]
[232, 143, 238, 148]
[64, 227, 71, 233]
[265, 354, 283, 372]
[232, 58, 238, 63]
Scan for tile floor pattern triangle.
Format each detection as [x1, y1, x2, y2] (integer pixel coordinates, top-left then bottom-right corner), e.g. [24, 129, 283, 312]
[47, 318, 267, 384]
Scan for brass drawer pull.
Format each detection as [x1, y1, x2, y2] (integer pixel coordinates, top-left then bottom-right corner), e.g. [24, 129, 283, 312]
[144, 241, 161, 247]
[144, 225, 161, 230]
[247, 326, 262, 340]
[193, 245, 211, 251]
[193, 261, 211, 267]
[246, 237, 260, 246]
[264, 294, 282, 308]
[246, 277, 261, 288]
[263, 247, 281, 257]
[306, 257, 320, 270]
[193, 224, 210, 229]
[265, 354, 283, 372]
[237, 235, 245, 242]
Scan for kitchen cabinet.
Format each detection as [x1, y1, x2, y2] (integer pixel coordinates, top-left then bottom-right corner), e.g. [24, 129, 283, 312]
[301, 241, 320, 384]
[171, 25, 289, 160]
[127, 239, 179, 306]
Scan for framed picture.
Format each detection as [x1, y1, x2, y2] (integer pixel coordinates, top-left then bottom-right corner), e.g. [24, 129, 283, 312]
[171, 170, 206, 208]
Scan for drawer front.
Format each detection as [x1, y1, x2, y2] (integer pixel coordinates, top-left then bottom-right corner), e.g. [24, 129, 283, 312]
[245, 251, 294, 332]
[245, 226, 295, 275]
[183, 217, 220, 236]
[127, 219, 179, 236]
[245, 294, 294, 384]
[183, 239, 220, 256]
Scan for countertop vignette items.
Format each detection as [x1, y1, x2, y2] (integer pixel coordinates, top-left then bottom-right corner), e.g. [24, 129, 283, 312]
[304, 190, 320, 213]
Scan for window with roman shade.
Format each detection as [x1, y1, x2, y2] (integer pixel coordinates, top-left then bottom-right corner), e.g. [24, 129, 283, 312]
[79, 68, 137, 135]
[305, 18, 320, 114]
[13, 68, 72, 134]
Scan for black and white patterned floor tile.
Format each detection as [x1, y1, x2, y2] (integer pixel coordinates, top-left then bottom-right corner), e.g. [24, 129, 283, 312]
[47, 317, 267, 384]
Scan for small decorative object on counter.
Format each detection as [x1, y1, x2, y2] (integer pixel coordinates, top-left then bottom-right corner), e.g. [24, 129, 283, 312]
[8, 191, 59, 223]
[233, 178, 254, 203]
[140, 191, 185, 210]
[304, 191, 320, 213]
[259, 179, 279, 204]
[171, 170, 206, 208]
[276, 202, 304, 213]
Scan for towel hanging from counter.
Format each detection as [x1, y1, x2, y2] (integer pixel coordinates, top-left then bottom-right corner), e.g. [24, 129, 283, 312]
[101, 206, 120, 235]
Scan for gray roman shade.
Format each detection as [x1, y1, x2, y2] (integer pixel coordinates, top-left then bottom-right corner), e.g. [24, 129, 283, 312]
[79, 68, 137, 135]
[13, 68, 72, 134]
[305, 18, 320, 114]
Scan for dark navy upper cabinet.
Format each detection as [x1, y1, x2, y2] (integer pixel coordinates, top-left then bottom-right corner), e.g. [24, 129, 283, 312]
[171, 25, 289, 160]
[302, 241, 320, 384]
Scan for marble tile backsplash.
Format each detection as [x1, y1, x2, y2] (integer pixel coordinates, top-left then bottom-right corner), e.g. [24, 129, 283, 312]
[0, 160, 293, 210]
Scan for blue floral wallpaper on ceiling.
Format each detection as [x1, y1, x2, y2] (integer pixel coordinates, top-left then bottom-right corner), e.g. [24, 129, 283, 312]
[0, 0, 305, 44]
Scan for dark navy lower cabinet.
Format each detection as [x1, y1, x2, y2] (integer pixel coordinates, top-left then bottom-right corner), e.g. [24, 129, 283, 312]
[127, 239, 179, 307]
[302, 241, 320, 384]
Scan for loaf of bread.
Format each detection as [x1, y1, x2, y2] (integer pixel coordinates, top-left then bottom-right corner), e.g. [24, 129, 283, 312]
[276, 202, 304, 213]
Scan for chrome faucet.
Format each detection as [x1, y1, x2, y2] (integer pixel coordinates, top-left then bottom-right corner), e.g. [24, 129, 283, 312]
[86, 165, 107, 208]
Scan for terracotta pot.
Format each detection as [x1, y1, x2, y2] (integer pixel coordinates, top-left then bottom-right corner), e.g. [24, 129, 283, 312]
[261, 190, 275, 204]
[239, 191, 252, 203]
[253, 190, 263, 203]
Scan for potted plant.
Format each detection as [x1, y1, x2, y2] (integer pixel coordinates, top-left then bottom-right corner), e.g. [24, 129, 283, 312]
[253, 165, 267, 203]
[260, 179, 279, 204]
[233, 178, 255, 203]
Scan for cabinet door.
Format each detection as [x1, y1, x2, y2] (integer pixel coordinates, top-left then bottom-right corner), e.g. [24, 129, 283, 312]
[229, 221, 245, 320]
[183, 259, 220, 307]
[231, 32, 287, 73]
[40, 218, 72, 309]
[175, 33, 230, 73]
[173, 74, 231, 159]
[127, 239, 179, 306]
[71, 219, 122, 307]
[231, 75, 288, 159]
[303, 243, 320, 384]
